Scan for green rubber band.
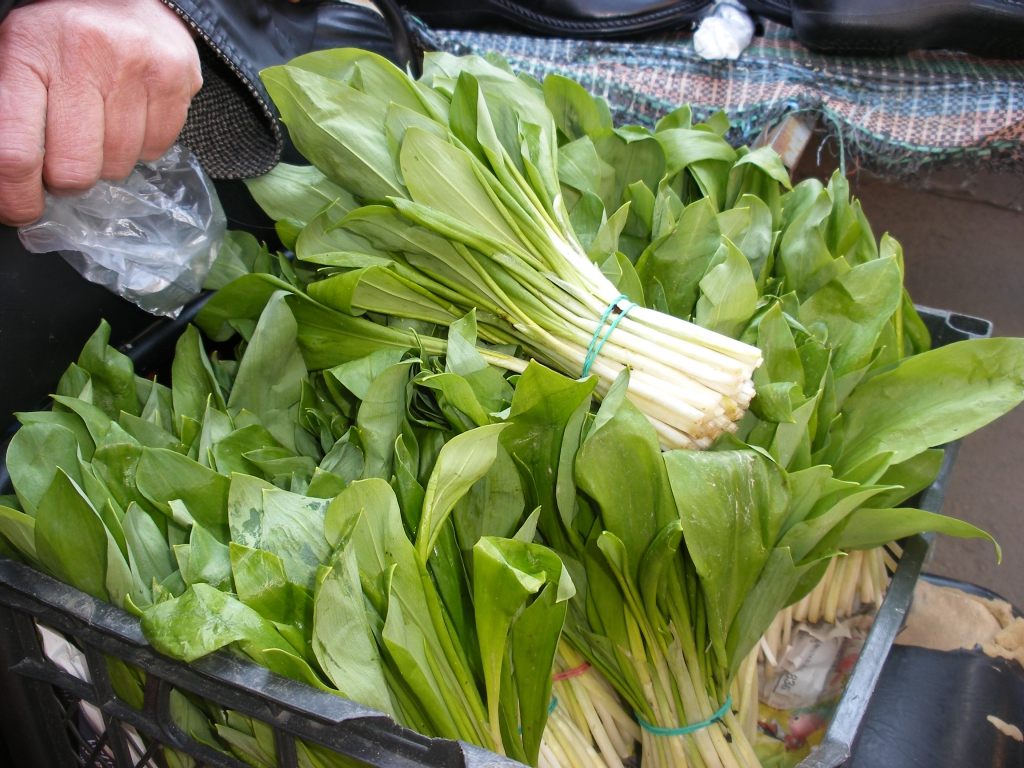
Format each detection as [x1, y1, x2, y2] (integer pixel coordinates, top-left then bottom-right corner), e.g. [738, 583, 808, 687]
[581, 295, 636, 378]
[635, 695, 733, 737]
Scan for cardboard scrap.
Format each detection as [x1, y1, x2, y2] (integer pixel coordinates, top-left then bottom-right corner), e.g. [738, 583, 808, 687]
[895, 581, 1002, 651]
[982, 616, 1024, 668]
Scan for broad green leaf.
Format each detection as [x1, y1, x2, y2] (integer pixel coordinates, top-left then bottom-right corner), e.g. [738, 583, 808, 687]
[228, 291, 307, 452]
[230, 543, 312, 636]
[544, 74, 603, 141]
[558, 136, 601, 195]
[569, 191, 606, 253]
[194, 273, 297, 342]
[6, 423, 82, 515]
[295, 206, 390, 267]
[124, 502, 175, 590]
[862, 449, 944, 509]
[357, 359, 416, 480]
[453, 444, 524, 561]
[228, 476, 330, 590]
[141, 583, 307, 667]
[308, 267, 457, 326]
[77, 320, 140, 419]
[418, 424, 508, 558]
[15, 410, 95, 462]
[587, 203, 630, 263]
[800, 256, 903, 377]
[34, 470, 109, 600]
[593, 131, 665, 217]
[636, 197, 721, 320]
[654, 128, 736, 178]
[779, 188, 832, 295]
[261, 65, 406, 200]
[0, 505, 39, 565]
[839, 339, 1024, 473]
[313, 544, 395, 716]
[664, 449, 790, 668]
[696, 238, 758, 338]
[178, 522, 232, 591]
[401, 127, 522, 249]
[500, 362, 597, 554]
[244, 162, 357, 225]
[576, 370, 674, 581]
[839, 507, 1000, 560]
[732, 147, 792, 190]
[172, 326, 226, 425]
[137, 448, 230, 542]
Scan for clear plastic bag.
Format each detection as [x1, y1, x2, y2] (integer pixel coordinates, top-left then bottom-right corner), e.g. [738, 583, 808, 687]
[18, 144, 226, 318]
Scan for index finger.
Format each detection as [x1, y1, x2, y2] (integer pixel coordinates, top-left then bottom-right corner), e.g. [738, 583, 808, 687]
[0, 58, 46, 226]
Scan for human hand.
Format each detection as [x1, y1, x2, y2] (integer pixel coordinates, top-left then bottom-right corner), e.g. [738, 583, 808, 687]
[0, 0, 202, 226]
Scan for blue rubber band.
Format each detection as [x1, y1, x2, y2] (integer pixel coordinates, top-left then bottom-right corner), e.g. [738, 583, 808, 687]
[581, 295, 637, 378]
[635, 695, 733, 737]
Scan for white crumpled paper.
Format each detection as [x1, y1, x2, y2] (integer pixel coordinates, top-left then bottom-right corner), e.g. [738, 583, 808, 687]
[694, 0, 756, 60]
[18, 144, 225, 318]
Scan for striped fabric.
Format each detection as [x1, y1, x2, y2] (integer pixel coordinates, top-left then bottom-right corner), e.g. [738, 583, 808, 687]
[414, 21, 1024, 177]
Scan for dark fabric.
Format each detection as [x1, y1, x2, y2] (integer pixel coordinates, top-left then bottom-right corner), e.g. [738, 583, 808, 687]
[0, 0, 33, 25]
[162, 0, 396, 179]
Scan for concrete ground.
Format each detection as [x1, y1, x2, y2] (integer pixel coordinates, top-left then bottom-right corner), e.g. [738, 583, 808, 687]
[795, 144, 1024, 609]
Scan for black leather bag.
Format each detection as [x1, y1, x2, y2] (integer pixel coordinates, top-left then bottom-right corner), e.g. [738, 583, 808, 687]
[743, 0, 1024, 58]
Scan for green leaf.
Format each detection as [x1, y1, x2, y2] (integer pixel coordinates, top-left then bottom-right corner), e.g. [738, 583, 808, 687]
[34, 470, 109, 600]
[6, 423, 82, 516]
[308, 266, 457, 326]
[194, 273, 297, 343]
[136, 448, 231, 542]
[230, 543, 312, 635]
[141, 583, 307, 667]
[576, 370, 675, 581]
[654, 128, 737, 179]
[839, 338, 1024, 473]
[77, 320, 140, 419]
[295, 206, 390, 267]
[401, 127, 523, 251]
[357, 359, 416, 480]
[862, 449, 944, 509]
[696, 238, 758, 338]
[124, 502, 175, 590]
[452, 443, 524, 560]
[800, 256, 903, 377]
[587, 203, 630, 263]
[593, 131, 666, 217]
[558, 136, 601, 195]
[228, 291, 307, 452]
[500, 362, 597, 554]
[779, 188, 833, 295]
[171, 326, 223, 423]
[544, 74, 604, 141]
[245, 163, 357, 225]
[227, 476, 330, 590]
[313, 544, 396, 715]
[179, 522, 233, 591]
[839, 507, 1000, 560]
[15, 410, 95, 462]
[732, 147, 792, 190]
[418, 424, 508, 558]
[664, 449, 790, 668]
[636, 197, 720, 320]
[0, 505, 39, 565]
[260, 65, 406, 200]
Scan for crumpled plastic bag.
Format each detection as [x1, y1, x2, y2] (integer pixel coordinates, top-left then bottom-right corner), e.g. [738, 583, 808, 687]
[18, 144, 226, 318]
[694, 0, 756, 61]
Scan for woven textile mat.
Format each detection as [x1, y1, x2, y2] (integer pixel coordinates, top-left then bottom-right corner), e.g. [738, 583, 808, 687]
[414, 20, 1024, 178]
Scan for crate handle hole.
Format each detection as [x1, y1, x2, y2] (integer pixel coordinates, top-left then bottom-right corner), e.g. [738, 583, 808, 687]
[948, 313, 991, 337]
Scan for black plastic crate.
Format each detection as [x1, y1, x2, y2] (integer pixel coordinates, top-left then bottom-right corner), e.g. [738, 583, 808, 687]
[0, 305, 993, 768]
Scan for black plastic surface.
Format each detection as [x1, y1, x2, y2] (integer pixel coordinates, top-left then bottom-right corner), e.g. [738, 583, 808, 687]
[846, 646, 1024, 768]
